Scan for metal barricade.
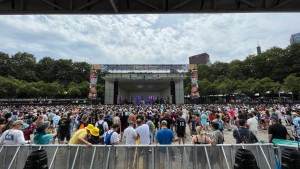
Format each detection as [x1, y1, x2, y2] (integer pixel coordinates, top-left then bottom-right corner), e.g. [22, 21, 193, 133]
[0, 144, 277, 169]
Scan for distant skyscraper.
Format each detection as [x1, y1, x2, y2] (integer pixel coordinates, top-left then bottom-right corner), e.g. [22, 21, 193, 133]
[290, 32, 300, 44]
[257, 46, 261, 55]
[189, 53, 211, 65]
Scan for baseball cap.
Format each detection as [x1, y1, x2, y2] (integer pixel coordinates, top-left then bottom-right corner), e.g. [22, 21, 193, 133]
[270, 115, 279, 121]
[12, 120, 24, 126]
[85, 124, 94, 131]
[161, 120, 168, 125]
[90, 127, 99, 137]
[291, 112, 298, 116]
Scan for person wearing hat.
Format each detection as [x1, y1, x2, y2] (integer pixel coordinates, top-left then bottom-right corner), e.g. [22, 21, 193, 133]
[268, 115, 288, 143]
[69, 124, 94, 148]
[155, 120, 175, 168]
[0, 120, 31, 145]
[155, 120, 175, 144]
[88, 127, 100, 144]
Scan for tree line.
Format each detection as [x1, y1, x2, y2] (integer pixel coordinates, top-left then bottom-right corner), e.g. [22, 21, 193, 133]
[184, 43, 300, 99]
[0, 52, 91, 99]
[1, 43, 300, 100]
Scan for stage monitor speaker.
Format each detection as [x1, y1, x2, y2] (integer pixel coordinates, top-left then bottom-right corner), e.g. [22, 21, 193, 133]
[113, 81, 118, 104]
[170, 81, 175, 104]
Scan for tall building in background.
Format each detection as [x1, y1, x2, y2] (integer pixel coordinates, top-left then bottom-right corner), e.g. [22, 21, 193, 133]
[257, 46, 262, 55]
[189, 53, 211, 65]
[290, 32, 300, 44]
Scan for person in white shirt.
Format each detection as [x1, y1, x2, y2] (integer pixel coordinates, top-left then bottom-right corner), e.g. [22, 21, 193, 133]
[104, 123, 120, 145]
[0, 120, 31, 145]
[274, 107, 282, 125]
[124, 121, 138, 145]
[135, 119, 150, 145]
[95, 114, 109, 144]
[247, 113, 259, 138]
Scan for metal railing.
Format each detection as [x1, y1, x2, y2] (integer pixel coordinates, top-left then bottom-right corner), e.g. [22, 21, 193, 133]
[0, 144, 284, 169]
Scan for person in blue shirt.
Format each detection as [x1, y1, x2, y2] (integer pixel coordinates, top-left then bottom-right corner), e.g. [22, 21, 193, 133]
[156, 120, 175, 144]
[34, 124, 56, 144]
[292, 112, 300, 139]
[155, 120, 176, 168]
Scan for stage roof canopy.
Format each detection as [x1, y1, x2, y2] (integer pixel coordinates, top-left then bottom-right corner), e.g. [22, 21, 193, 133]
[99, 64, 189, 73]
[0, 0, 299, 14]
[102, 73, 185, 91]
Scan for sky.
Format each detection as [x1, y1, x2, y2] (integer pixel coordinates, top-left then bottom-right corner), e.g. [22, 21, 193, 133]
[0, 13, 299, 64]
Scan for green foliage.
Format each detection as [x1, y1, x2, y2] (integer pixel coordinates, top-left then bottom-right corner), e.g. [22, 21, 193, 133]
[0, 52, 92, 99]
[186, 44, 300, 97]
[283, 73, 300, 94]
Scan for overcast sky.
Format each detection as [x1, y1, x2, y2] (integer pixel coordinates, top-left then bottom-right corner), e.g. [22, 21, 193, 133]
[0, 13, 299, 64]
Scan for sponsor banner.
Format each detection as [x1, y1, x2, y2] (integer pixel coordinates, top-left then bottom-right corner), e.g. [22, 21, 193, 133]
[191, 69, 200, 99]
[89, 64, 101, 100]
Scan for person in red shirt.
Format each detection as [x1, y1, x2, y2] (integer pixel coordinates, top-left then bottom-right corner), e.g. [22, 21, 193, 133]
[23, 123, 36, 141]
[209, 112, 216, 122]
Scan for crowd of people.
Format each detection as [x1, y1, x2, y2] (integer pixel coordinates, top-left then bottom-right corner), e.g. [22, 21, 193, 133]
[0, 104, 300, 147]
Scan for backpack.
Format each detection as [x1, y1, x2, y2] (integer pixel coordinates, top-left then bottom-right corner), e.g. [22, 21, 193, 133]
[78, 123, 85, 129]
[104, 131, 115, 145]
[96, 121, 105, 136]
[218, 120, 224, 131]
[237, 129, 257, 143]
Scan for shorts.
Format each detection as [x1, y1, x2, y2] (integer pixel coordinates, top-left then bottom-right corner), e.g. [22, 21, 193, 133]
[177, 130, 185, 137]
[60, 132, 70, 141]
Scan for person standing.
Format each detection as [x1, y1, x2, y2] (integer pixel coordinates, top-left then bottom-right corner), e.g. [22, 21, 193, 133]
[191, 126, 211, 144]
[58, 113, 71, 144]
[123, 121, 138, 169]
[233, 119, 258, 144]
[160, 113, 172, 129]
[135, 119, 150, 145]
[155, 120, 175, 169]
[0, 120, 31, 145]
[190, 115, 199, 136]
[212, 114, 224, 133]
[246, 113, 259, 139]
[268, 115, 288, 143]
[95, 114, 109, 144]
[156, 120, 175, 144]
[120, 112, 128, 141]
[210, 122, 224, 145]
[176, 113, 186, 144]
[104, 123, 120, 145]
[200, 112, 209, 133]
[124, 121, 138, 145]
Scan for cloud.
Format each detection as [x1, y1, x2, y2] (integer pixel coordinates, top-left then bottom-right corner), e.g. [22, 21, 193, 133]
[0, 13, 299, 64]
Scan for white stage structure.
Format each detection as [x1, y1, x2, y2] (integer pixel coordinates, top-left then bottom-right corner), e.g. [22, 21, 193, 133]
[100, 64, 188, 104]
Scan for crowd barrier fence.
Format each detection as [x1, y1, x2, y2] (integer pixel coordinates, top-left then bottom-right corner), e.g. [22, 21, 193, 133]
[0, 144, 297, 169]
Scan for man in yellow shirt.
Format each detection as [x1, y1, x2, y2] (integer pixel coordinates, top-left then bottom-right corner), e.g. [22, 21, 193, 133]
[69, 124, 94, 148]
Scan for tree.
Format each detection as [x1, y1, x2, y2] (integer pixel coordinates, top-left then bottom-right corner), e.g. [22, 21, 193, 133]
[36, 57, 56, 83]
[283, 73, 300, 94]
[0, 52, 11, 76]
[72, 62, 90, 83]
[10, 52, 38, 82]
[53, 59, 74, 86]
